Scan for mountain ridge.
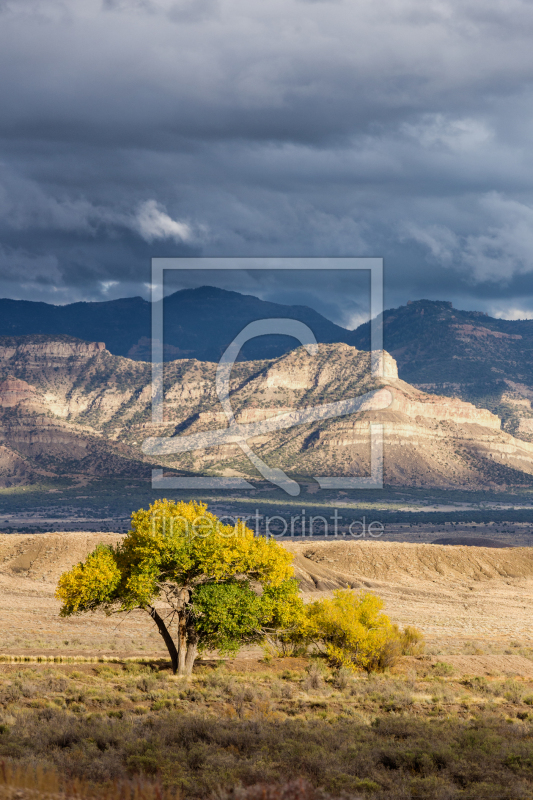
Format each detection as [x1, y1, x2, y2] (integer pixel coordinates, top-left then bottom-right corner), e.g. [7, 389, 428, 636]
[0, 334, 533, 491]
[0, 287, 356, 363]
[351, 299, 533, 443]
[3, 289, 533, 452]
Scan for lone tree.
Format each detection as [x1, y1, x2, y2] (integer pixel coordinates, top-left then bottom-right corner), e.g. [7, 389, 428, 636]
[56, 499, 302, 675]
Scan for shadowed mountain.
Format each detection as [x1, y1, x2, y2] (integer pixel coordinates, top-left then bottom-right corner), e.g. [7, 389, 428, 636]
[0, 287, 355, 363]
[352, 299, 533, 442]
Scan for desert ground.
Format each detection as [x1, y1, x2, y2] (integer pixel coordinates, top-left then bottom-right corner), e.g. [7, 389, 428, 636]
[1, 531, 533, 675]
[4, 531, 533, 799]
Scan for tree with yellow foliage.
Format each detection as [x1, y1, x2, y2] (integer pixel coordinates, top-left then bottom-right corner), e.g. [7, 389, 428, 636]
[304, 589, 423, 672]
[56, 500, 303, 675]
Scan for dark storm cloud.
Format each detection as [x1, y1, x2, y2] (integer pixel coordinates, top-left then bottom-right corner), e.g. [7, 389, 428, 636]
[2, 0, 533, 319]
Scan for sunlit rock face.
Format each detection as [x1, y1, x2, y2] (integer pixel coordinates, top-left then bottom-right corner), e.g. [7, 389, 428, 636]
[0, 335, 531, 489]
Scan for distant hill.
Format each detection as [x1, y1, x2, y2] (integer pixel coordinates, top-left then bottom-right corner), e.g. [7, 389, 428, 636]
[2, 335, 533, 491]
[6, 289, 533, 444]
[0, 287, 355, 363]
[352, 299, 533, 442]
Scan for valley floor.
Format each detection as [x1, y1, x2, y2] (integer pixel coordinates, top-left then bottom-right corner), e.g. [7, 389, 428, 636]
[1, 533, 533, 664]
[2, 534, 533, 798]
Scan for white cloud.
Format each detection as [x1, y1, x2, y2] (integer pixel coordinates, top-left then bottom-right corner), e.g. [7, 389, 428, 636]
[489, 306, 533, 320]
[100, 280, 119, 293]
[134, 200, 192, 242]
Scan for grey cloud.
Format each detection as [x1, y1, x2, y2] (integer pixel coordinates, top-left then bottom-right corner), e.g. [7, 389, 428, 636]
[1, 0, 533, 318]
[0, 164, 194, 240]
[1, 0, 532, 148]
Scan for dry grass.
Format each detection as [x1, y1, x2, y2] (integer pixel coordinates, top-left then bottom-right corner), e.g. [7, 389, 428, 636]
[1, 658, 533, 798]
[3, 535, 533, 797]
[0, 760, 177, 800]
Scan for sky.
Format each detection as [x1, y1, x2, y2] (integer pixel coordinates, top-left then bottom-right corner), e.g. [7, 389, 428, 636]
[2, 0, 533, 325]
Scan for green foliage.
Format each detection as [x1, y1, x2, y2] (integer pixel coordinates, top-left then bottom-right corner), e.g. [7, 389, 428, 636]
[56, 499, 303, 673]
[192, 582, 269, 654]
[302, 589, 424, 673]
[201, 577, 307, 656]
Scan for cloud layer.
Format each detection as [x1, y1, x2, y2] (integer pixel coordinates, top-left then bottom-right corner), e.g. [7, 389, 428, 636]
[1, 0, 533, 318]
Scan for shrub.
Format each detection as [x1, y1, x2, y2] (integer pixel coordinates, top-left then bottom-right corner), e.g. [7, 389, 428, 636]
[137, 677, 157, 693]
[503, 680, 524, 704]
[271, 680, 295, 700]
[433, 662, 454, 677]
[218, 778, 337, 800]
[303, 663, 325, 692]
[462, 676, 490, 694]
[333, 667, 352, 691]
[302, 590, 420, 673]
[1, 685, 20, 704]
[279, 682, 294, 700]
[45, 677, 68, 693]
[1, 701, 533, 797]
[375, 639, 402, 671]
[398, 625, 425, 656]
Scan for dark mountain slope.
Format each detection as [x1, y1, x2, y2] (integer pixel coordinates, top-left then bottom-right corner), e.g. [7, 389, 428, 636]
[0, 287, 354, 362]
[352, 299, 533, 440]
[0, 296, 149, 358]
[161, 286, 356, 361]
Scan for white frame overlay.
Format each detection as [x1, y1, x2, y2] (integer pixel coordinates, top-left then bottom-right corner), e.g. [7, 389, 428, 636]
[145, 258, 385, 493]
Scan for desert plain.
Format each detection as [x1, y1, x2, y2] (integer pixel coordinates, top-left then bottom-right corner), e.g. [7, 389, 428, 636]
[2, 531, 533, 676]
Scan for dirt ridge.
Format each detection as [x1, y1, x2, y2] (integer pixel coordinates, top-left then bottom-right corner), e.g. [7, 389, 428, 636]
[285, 539, 533, 586]
[2, 532, 533, 586]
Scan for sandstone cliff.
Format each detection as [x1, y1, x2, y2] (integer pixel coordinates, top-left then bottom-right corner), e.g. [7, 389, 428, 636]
[352, 299, 533, 446]
[0, 335, 532, 489]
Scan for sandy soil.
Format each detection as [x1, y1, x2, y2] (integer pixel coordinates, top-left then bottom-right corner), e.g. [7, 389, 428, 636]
[286, 540, 533, 651]
[0, 532, 167, 658]
[1, 532, 533, 671]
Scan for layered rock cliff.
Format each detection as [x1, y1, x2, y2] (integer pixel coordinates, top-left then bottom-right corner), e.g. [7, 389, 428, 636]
[0, 335, 532, 489]
[351, 299, 533, 445]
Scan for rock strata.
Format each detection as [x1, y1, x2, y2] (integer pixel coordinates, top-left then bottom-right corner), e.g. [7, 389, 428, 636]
[0, 336, 532, 488]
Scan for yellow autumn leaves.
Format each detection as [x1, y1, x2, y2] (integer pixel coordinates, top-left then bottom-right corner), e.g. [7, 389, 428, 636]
[56, 499, 423, 672]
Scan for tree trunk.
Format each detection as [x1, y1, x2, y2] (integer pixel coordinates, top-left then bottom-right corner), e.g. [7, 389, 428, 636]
[184, 622, 199, 676]
[184, 643, 198, 676]
[148, 593, 196, 677]
[148, 606, 178, 674]
[176, 611, 188, 675]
